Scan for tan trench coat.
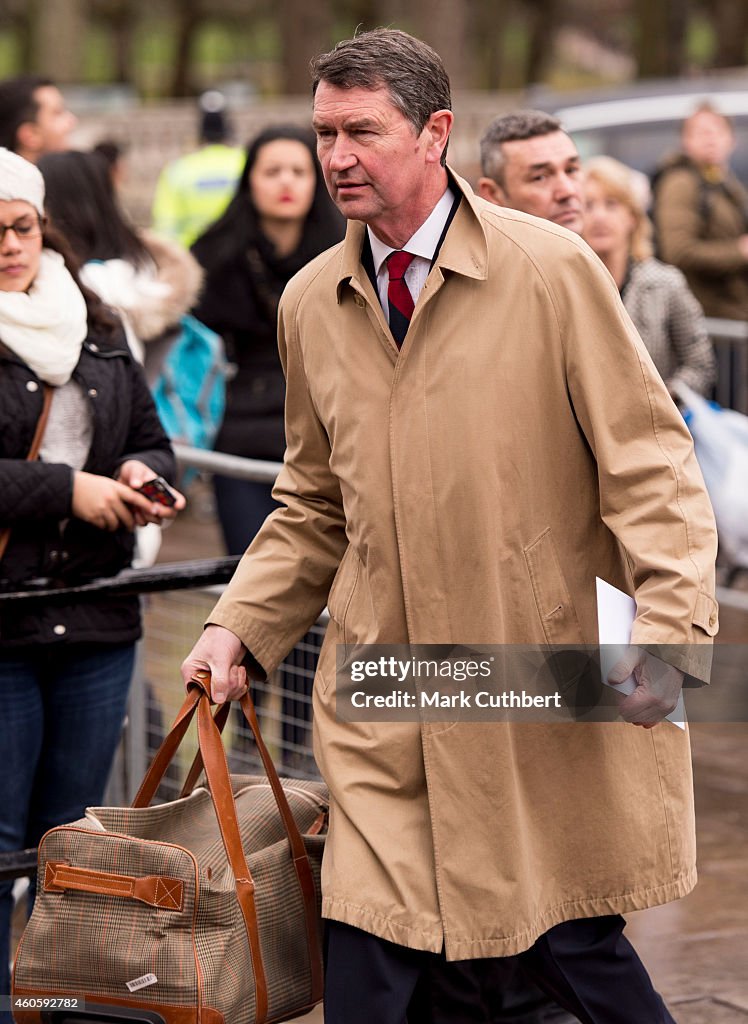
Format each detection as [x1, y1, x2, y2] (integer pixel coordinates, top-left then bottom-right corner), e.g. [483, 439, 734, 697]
[211, 173, 719, 959]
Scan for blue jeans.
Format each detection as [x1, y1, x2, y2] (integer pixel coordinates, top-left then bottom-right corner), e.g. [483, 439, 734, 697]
[0, 643, 135, 1016]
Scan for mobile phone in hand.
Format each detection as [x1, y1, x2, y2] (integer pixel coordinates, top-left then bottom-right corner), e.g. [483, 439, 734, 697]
[136, 476, 179, 508]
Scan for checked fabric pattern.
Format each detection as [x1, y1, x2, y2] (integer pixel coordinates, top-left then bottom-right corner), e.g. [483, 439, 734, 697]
[13, 775, 328, 1024]
[387, 250, 415, 346]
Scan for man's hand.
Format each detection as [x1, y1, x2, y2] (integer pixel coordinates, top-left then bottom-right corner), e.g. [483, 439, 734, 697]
[181, 624, 249, 703]
[117, 460, 186, 526]
[608, 647, 684, 728]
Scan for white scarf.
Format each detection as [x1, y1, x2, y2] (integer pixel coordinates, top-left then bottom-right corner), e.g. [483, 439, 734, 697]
[0, 249, 88, 385]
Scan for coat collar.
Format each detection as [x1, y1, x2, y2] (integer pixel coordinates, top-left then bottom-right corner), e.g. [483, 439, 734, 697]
[335, 168, 489, 303]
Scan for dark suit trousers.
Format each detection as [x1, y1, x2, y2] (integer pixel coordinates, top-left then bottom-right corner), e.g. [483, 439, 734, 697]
[323, 916, 677, 1024]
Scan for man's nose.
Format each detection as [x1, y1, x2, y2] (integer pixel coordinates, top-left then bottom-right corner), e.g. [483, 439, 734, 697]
[554, 173, 578, 200]
[328, 136, 356, 172]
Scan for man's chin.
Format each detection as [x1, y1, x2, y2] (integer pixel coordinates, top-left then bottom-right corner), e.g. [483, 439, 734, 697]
[334, 194, 372, 219]
[553, 213, 584, 235]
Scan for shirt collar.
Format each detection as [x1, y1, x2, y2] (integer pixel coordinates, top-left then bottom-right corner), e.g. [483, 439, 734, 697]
[367, 186, 456, 276]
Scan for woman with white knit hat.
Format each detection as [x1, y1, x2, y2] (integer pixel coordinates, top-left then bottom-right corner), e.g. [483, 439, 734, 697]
[0, 148, 184, 1018]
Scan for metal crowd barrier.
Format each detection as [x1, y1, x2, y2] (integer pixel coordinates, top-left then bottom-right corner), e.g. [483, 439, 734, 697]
[2, 450, 321, 885]
[705, 316, 748, 414]
[113, 446, 327, 812]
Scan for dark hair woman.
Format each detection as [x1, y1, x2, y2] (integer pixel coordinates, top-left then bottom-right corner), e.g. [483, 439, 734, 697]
[0, 149, 184, 1015]
[38, 150, 202, 387]
[191, 125, 344, 555]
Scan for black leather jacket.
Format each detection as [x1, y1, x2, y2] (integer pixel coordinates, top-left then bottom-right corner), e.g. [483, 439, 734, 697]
[0, 325, 175, 647]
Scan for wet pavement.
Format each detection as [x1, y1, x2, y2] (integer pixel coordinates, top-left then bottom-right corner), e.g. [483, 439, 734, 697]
[627, 724, 748, 1021]
[293, 726, 748, 1023]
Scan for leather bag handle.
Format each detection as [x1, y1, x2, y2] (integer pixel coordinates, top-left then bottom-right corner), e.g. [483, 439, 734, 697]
[131, 671, 324, 1018]
[194, 687, 270, 1022]
[179, 700, 232, 799]
[44, 861, 184, 911]
[0, 384, 53, 562]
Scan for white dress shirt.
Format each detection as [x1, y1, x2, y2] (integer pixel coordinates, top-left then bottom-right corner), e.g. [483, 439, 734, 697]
[367, 187, 455, 324]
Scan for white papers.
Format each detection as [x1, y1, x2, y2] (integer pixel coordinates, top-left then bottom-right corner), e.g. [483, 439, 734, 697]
[596, 577, 685, 730]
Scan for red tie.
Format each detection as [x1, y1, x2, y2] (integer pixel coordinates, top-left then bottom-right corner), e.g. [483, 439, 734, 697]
[387, 251, 415, 347]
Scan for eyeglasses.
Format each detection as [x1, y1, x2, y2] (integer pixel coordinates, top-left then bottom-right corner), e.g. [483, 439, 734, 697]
[0, 216, 44, 244]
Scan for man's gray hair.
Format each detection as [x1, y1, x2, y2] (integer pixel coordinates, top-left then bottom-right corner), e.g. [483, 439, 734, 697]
[480, 110, 564, 185]
[310, 28, 452, 165]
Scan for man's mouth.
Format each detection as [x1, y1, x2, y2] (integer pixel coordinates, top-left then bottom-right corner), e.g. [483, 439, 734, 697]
[555, 209, 581, 223]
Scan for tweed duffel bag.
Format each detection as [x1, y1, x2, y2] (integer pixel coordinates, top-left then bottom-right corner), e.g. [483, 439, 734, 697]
[12, 673, 328, 1024]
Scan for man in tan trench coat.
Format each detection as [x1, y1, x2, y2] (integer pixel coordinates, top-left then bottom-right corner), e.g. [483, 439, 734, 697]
[182, 29, 719, 1024]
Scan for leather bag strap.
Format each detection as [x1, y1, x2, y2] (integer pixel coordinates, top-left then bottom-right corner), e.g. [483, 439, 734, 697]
[195, 691, 269, 1022]
[0, 384, 53, 562]
[179, 700, 232, 799]
[237, 691, 325, 1004]
[131, 684, 202, 807]
[131, 671, 324, 1017]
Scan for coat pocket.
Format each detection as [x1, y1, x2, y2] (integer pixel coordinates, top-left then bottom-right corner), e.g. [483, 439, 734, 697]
[523, 527, 584, 646]
[326, 544, 360, 644]
[315, 618, 339, 696]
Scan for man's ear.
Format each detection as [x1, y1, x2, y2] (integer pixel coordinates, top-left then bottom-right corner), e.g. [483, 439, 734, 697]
[477, 176, 508, 206]
[424, 109, 454, 165]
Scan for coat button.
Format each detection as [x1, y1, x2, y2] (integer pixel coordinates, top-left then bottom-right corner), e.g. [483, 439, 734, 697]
[88, 388, 98, 398]
[26, 380, 39, 392]
[53, 624, 67, 636]
[709, 611, 717, 627]
[354, 294, 365, 307]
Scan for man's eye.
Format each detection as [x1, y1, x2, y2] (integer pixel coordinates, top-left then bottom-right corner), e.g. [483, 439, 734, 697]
[14, 222, 34, 235]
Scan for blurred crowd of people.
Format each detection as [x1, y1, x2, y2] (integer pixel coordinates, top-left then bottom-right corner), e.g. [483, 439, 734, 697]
[0, 66, 745, 1024]
[2, 77, 744, 563]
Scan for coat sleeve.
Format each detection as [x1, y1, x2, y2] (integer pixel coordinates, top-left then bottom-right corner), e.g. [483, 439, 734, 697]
[663, 267, 717, 396]
[207, 292, 348, 674]
[549, 244, 718, 680]
[0, 460, 73, 525]
[656, 168, 747, 275]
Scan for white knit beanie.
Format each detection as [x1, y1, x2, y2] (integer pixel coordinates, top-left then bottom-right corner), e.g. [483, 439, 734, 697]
[0, 147, 45, 216]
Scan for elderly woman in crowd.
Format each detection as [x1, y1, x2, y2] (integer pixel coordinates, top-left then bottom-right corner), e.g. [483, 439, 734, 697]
[583, 154, 716, 397]
[0, 149, 184, 1019]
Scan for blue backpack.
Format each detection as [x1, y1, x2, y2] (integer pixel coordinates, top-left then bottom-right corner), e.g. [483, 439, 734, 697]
[152, 314, 227, 449]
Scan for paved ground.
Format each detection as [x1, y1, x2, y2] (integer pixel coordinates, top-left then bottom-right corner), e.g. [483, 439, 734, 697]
[296, 728, 748, 1022]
